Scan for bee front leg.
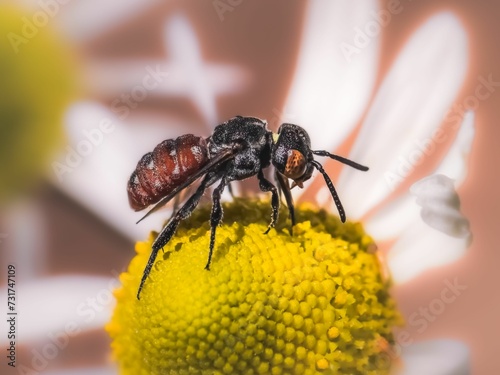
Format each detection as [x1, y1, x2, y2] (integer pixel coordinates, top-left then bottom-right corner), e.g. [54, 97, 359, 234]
[205, 178, 227, 270]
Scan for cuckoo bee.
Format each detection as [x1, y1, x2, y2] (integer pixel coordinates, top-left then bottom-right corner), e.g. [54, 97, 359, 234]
[128, 116, 368, 299]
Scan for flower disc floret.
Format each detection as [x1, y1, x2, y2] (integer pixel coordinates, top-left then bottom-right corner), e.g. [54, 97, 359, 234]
[108, 198, 401, 375]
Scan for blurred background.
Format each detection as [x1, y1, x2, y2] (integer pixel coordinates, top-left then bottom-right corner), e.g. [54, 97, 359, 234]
[0, 0, 499, 374]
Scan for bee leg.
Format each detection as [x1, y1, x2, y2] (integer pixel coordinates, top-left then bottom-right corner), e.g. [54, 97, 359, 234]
[257, 170, 279, 234]
[205, 178, 227, 270]
[274, 170, 295, 236]
[137, 174, 215, 300]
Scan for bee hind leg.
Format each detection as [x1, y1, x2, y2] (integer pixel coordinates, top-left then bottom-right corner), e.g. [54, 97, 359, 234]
[136, 173, 216, 300]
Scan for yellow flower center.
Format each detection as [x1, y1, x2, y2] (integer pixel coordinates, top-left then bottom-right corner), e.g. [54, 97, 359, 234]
[107, 198, 401, 375]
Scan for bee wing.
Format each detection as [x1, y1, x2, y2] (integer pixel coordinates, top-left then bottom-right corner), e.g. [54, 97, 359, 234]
[136, 148, 237, 224]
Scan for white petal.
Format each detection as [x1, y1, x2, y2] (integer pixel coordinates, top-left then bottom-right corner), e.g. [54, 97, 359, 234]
[3, 199, 47, 280]
[387, 220, 467, 284]
[84, 60, 249, 100]
[18, 0, 162, 43]
[0, 276, 118, 344]
[163, 14, 218, 125]
[435, 111, 475, 185]
[396, 340, 470, 375]
[337, 12, 468, 219]
[57, 1, 161, 43]
[365, 195, 419, 240]
[284, 0, 380, 152]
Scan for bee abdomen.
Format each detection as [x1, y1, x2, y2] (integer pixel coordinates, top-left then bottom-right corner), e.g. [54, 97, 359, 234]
[127, 134, 209, 211]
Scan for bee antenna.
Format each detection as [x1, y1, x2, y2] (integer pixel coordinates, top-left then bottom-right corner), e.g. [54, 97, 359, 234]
[310, 160, 346, 223]
[312, 150, 369, 171]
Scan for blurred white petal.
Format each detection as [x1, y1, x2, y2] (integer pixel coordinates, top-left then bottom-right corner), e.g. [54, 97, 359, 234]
[20, 0, 162, 42]
[52, 101, 197, 241]
[410, 174, 471, 241]
[284, 0, 380, 152]
[435, 111, 475, 185]
[397, 340, 470, 375]
[337, 12, 468, 219]
[387, 220, 467, 283]
[0, 276, 117, 344]
[58, 0, 161, 42]
[85, 60, 248, 99]
[3, 199, 47, 280]
[163, 14, 225, 125]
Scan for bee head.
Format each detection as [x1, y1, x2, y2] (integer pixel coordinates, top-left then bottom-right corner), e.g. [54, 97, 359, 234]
[272, 124, 314, 188]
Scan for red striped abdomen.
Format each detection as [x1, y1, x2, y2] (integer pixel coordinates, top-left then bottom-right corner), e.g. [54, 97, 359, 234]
[127, 134, 209, 211]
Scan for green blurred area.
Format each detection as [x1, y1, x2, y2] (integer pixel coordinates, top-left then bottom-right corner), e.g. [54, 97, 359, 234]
[0, 5, 77, 203]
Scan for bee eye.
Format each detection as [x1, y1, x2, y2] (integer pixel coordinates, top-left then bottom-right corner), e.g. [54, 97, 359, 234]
[284, 149, 307, 179]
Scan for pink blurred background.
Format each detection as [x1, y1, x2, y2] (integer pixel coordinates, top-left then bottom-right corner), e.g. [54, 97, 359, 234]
[0, 0, 499, 374]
